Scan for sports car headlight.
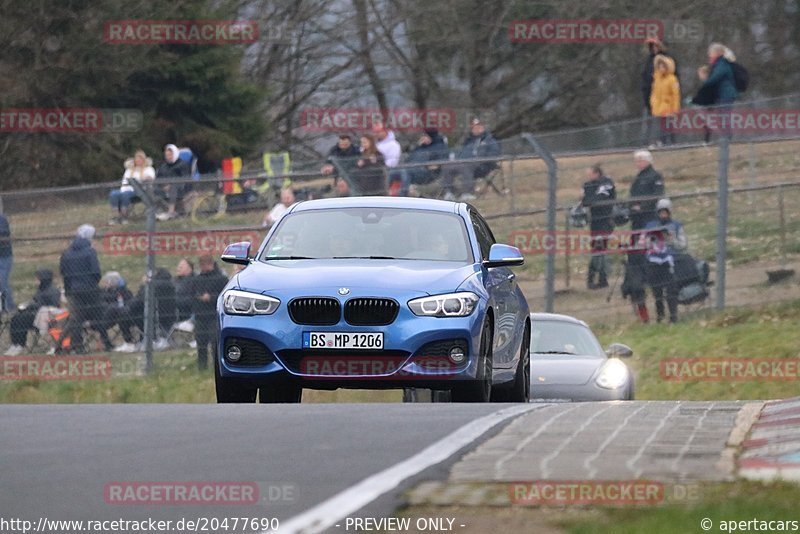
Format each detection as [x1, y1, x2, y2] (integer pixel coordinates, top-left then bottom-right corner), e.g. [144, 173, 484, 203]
[223, 289, 280, 316]
[408, 292, 479, 317]
[595, 359, 629, 390]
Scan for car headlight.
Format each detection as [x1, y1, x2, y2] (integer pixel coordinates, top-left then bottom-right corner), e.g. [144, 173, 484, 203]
[222, 289, 280, 316]
[595, 359, 630, 390]
[408, 292, 479, 317]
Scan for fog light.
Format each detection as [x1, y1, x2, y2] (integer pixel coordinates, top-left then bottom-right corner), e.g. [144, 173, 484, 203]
[226, 345, 242, 362]
[448, 347, 466, 364]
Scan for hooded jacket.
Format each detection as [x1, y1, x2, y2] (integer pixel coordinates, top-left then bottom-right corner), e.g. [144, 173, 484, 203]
[31, 269, 61, 309]
[192, 265, 228, 321]
[406, 132, 449, 183]
[156, 155, 190, 181]
[121, 157, 156, 192]
[60, 237, 101, 295]
[698, 56, 738, 105]
[649, 55, 681, 117]
[641, 43, 678, 111]
[375, 131, 402, 168]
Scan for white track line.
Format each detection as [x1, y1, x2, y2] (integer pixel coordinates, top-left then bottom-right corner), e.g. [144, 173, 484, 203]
[271, 403, 541, 534]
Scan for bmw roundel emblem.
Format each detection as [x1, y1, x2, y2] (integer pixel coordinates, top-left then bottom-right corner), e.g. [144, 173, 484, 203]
[338, 287, 350, 296]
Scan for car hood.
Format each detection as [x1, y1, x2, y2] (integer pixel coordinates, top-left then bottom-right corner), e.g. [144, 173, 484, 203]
[530, 354, 605, 385]
[235, 259, 478, 295]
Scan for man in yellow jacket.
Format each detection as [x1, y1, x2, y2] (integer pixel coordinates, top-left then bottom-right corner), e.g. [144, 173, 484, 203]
[650, 54, 681, 146]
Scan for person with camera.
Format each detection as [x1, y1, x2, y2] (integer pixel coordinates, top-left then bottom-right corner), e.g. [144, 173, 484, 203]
[643, 198, 687, 324]
[580, 164, 616, 289]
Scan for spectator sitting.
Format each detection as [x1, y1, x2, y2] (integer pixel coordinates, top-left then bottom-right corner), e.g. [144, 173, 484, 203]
[372, 123, 401, 168]
[398, 128, 449, 196]
[262, 187, 297, 227]
[96, 271, 138, 353]
[156, 144, 191, 221]
[4, 268, 62, 356]
[109, 150, 155, 225]
[441, 117, 500, 201]
[320, 135, 361, 184]
[351, 134, 387, 196]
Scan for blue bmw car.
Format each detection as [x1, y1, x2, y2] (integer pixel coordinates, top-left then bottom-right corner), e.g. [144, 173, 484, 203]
[216, 197, 530, 403]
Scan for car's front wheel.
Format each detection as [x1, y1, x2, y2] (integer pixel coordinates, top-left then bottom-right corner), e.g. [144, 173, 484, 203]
[259, 381, 302, 403]
[215, 359, 257, 403]
[451, 318, 493, 403]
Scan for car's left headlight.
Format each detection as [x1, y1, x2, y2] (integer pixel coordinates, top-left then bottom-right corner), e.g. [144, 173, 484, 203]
[222, 289, 280, 316]
[595, 358, 630, 390]
[408, 292, 479, 317]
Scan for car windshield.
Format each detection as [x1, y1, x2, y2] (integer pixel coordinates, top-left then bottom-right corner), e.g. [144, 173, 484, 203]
[260, 207, 473, 262]
[531, 320, 605, 357]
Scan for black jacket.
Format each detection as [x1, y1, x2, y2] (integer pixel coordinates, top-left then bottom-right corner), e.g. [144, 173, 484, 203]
[60, 238, 101, 295]
[0, 214, 11, 258]
[31, 269, 61, 309]
[406, 134, 450, 183]
[156, 158, 190, 181]
[582, 175, 616, 231]
[629, 165, 665, 230]
[135, 268, 177, 328]
[351, 152, 387, 196]
[192, 266, 228, 320]
[326, 143, 361, 175]
[174, 274, 195, 320]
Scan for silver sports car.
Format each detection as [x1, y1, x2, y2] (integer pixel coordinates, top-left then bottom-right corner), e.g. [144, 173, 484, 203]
[530, 313, 634, 401]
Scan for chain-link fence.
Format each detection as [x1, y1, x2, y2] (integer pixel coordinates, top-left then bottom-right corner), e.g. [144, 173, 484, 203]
[2, 95, 800, 362]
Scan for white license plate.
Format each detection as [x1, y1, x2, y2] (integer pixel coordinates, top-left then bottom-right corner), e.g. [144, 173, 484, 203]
[303, 332, 384, 350]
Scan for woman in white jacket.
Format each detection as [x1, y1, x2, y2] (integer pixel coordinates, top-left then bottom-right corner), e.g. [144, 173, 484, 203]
[109, 149, 155, 224]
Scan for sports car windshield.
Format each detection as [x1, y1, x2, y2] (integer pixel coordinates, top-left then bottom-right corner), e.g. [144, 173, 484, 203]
[260, 208, 473, 262]
[531, 321, 605, 357]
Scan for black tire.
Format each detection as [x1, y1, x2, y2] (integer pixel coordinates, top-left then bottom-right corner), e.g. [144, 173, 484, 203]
[451, 318, 493, 403]
[215, 359, 257, 403]
[507, 323, 531, 403]
[259, 381, 302, 403]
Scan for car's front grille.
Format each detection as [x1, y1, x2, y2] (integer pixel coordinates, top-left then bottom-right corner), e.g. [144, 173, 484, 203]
[344, 298, 399, 326]
[278, 349, 410, 375]
[288, 297, 341, 325]
[224, 337, 274, 367]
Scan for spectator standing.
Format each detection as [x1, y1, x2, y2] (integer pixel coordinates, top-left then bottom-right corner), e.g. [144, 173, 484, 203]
[351, 134, 387, 195]
[174, 258, 195, 323]
[650, 55, 681, 146]
[441, 117, 500, 201]
[109, 150, 155, 225]
[320, 135, 361, 185]
[156, 144, 191, 221]
[581, 165, 616, 289]
[696, 43, 738, 106]
[629, 150, 665, 230]
[4, 268, 61, 355]
[262, 187, 297, 227]
[0, 212, 12, 311]
[192, 255, 228, 371]
[644, 198, 687, 324]
[59, 224, 105, 352]
[127, 268, 176, 350]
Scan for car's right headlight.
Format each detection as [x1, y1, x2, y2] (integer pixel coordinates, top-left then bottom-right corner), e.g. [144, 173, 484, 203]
[222, 289, 280, 316]
[408, 292, 479, 317]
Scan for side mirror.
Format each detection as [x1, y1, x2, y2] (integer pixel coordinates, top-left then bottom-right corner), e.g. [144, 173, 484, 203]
[483, 243, 524, 268]
[221, 242, 252, 265]
[606, 343, 633, 358]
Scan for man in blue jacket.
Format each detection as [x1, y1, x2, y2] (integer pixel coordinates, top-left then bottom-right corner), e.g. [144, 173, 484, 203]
[441, 118, 500, 201]
[398, 128, 449, 196]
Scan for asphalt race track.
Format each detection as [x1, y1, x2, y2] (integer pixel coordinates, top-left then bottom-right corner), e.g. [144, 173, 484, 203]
[0, 402, 749, 533]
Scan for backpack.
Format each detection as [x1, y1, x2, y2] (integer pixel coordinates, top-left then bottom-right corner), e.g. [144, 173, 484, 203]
[731, 62, 749, 93]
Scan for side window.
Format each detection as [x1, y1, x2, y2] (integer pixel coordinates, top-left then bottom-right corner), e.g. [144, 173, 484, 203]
[470, 211, 494, 260]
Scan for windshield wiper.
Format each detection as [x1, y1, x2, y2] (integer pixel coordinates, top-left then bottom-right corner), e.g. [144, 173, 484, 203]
[264, 255, 316, 260]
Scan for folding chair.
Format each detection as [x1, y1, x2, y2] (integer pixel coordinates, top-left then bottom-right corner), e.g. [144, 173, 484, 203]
[476, 165, 508, 197]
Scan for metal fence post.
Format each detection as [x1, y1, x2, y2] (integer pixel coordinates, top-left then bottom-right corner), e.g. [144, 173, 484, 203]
[522, 133, 557, 312]
[129, 179, 156, 373]
[715, 137, 729, 310]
